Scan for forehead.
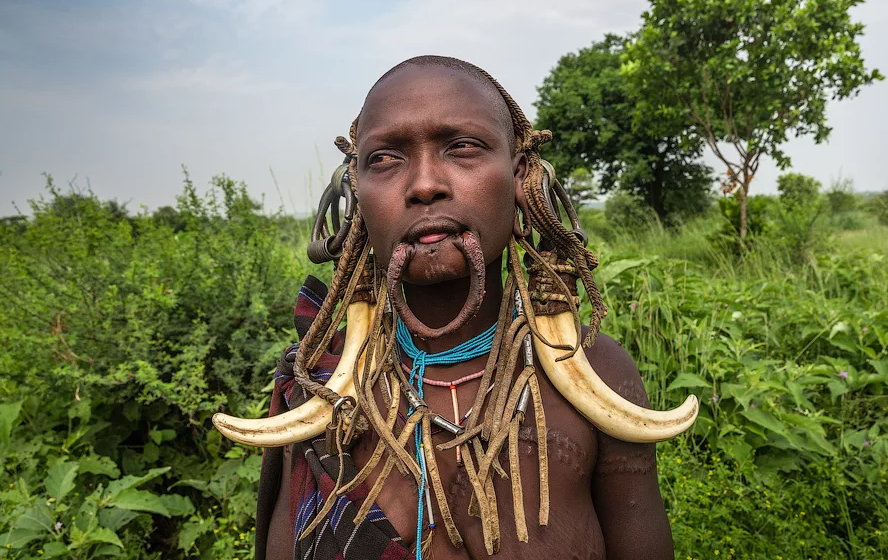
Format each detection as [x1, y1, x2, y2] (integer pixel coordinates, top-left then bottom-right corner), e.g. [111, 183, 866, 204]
[356, 65, 512, 147]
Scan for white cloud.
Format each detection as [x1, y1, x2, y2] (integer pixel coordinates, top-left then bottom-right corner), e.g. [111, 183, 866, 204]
[125, 57, 284, 95]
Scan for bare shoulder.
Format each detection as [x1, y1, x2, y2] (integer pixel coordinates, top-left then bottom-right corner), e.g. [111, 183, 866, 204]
[582, 331, 651, 408]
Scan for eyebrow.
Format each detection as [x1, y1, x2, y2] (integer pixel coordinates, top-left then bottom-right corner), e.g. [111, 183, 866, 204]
[359, 117, 503, 150]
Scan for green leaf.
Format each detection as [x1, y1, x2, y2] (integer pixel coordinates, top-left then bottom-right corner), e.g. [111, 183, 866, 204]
[108, 488, 170, 517]
[721, 438, 753, 466]
[42, 542, 69, 557]
[89, 527, 124, 548]
[0, 528, 43, 549]
[169, 478, 209, 492]
[741, 408, 790, 439]
[79, 454, 120, 479]
[827, 380, 849, 403]
[666, 373, 711, 391]
[98, 508, 139, 532]
[0, 400, 23, 447]
[93, 543, 126, 557]
[869, 359, 888, 377]
[105, 467, 170, 500]
[45, 461, 79, 503]
[14, 504, 54, 533]
[236, 455, 262, 483]
[143, 441, 160, 463]
[159, 494, 195, 517]
[596, 258, 651, 285]
[148, 428, 163, 446]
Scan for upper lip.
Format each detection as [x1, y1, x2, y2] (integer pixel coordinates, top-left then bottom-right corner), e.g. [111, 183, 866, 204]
[404, 216, 464, 243]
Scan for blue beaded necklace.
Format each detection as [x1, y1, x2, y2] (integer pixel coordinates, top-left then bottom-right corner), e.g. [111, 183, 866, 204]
[396, 318, 497, 559]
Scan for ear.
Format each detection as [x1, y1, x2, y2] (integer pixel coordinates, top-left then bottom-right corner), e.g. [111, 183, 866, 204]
[512, 152, 531, 237]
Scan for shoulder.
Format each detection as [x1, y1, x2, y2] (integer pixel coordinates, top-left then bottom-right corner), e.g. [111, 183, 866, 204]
[582, 331, 650, 408]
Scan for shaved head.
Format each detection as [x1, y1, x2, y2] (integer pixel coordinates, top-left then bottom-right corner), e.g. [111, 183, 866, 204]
[361, 55, 516, 151]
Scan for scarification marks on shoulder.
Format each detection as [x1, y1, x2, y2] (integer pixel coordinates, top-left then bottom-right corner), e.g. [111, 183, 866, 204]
[595, 439, 655, 476]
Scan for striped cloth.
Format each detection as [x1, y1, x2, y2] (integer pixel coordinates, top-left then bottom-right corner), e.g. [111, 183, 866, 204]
[255, 276, 413, 560]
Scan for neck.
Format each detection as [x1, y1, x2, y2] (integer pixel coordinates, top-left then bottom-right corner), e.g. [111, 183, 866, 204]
[401, 256, 504, 355]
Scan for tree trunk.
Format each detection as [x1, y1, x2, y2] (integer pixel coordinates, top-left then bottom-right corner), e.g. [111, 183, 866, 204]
[739, 179, 750, 239]
[650, 155, 667, 223]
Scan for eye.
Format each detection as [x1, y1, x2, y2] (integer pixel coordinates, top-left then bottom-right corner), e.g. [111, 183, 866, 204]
[450, 140, 479, 151]
[369, 153, 399, 166]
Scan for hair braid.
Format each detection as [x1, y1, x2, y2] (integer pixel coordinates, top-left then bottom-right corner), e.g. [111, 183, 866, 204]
[296, 59, 608, 552]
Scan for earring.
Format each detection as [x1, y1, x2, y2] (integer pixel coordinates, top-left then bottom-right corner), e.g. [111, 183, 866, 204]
[513, 203, 532, 239]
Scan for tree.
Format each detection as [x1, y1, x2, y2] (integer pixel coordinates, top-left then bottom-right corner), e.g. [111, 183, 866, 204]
[624, 0, 883, 239]
[563, 167, 597, 208]
[535, 34, 713, 224]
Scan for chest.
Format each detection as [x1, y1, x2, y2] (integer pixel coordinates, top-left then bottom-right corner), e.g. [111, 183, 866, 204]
[349, 367, 604, 559]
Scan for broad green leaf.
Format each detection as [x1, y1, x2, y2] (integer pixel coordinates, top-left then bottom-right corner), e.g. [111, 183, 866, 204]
[843, 429, 869, 450]
[108, 488, 170, 516]
[0, 528, 43, 549]
[88, 527, 124, 548]
[666, 373, 710, 391]
[596, 258, 651, 285]
[781, 412, 828, 438]
[721, 438, 753, 466]
[159, 494, 195, 517]
[0, 400, 23, 447]
[148, 428, 163, 445]
[741, 408, 790, 439]
[98, 508, 139, 532]
[93, 543, 126, 557]
[756, 452, 803, 475]
[827, 380, 849, 403]
[105, 467, 170, 499]
[143, 441, 160, 463]
[42, 542, 69, 557]
[79, 454, 120, 479]
[169, 478, 209, 492]
[14, 503, 54, 533]
[45, 461, 79, 503]
[236, 454, 262, 483]
[869, 359, 888, 377]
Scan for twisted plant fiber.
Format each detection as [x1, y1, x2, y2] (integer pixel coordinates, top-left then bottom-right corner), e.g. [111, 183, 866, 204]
[294, 60, 607, 552]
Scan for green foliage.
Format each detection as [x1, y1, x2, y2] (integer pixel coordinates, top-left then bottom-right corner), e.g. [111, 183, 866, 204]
[562, 167, 597, 209]
[826, 176, 858, 215]
[0, 174, 323, 558]
[604, 192, 659, 235]
[586, 234, 888, 559]
[778, 173, 822, 210]
[534, 34, 713, 224]
[868, 191, 888, 226]
[2, 175, 886, 559]
[624, 0, 883, 238]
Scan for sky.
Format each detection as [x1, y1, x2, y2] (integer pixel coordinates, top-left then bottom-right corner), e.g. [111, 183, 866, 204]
[1, 0, 886, 218]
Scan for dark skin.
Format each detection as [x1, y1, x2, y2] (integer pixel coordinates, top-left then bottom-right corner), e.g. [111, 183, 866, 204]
[268, 65, 673, 559]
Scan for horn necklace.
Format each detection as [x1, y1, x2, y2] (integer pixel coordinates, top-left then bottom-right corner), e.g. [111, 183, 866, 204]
[395, 317, 497, 560]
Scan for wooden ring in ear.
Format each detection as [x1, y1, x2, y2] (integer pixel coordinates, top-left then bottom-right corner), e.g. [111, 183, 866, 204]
[513, 203, 532, 239]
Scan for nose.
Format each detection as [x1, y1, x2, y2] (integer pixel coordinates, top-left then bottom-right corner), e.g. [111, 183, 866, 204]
[404, 152, 452, 206]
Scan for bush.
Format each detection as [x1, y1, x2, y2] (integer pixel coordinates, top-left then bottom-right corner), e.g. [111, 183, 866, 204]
[826, 176, 858, 215]
[604, 193, 659, 235]
[868, 191, 888, 226]
[589, 246, 888, 560]
[0, 174, 322, 558]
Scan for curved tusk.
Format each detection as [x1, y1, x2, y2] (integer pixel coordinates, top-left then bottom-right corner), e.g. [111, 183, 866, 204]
[533, 311, 698, 443]
[212, 301, 373, 447]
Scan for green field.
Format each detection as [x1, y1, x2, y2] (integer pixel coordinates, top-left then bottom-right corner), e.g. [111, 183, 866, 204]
[1, 178, 887, 559]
